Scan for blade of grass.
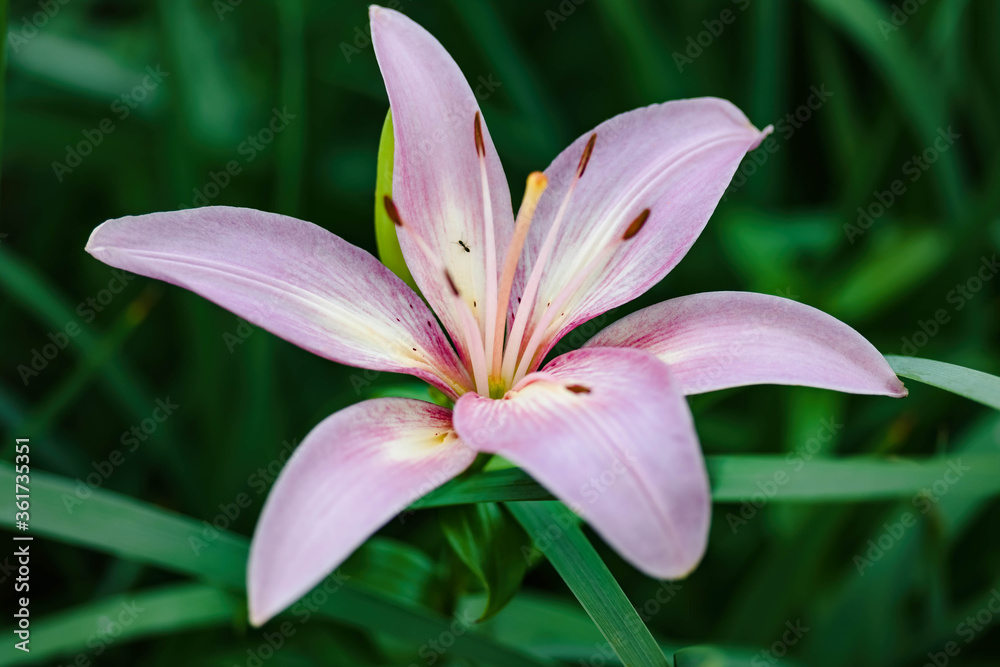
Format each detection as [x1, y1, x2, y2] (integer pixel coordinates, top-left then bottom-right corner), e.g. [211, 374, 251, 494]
[887, 356, 1000, 411]
[827, 228, 950, 322]
[0, 246, 153, 423]
[593, 0, 681, 102]
[448, 0, 561, 156]
[806, 0, 967, 220]
[0, 584, 239, 666]
[274, 0, 306, 216]
[470, 591, 786, 665]
[801, 413, 1000, 663]
[16, 289, 158, 436]
[0, 249, 193, 497]
[508, 501, 669, 667]
[421, 454, 1000, 508]
[744, 0, 789, 201]
[0, 0, 6, 204]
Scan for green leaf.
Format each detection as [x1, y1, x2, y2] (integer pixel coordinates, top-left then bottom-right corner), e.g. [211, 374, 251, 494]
[508, 502, 669, 667]
[420, 468, 553, 507]
[439, 503, 530, 621]
[0, 584, 239, 666]
[420, 454, 1000, 507]
[0, 464, 550, 666]
[374, 109, 418, 292]
[342, 537, 437, 608]
[886, 355, 1000, 411]
[366, 382, 453, 408]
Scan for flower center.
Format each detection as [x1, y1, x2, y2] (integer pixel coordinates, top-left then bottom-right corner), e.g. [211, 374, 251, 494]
[386, 117, 648, 398]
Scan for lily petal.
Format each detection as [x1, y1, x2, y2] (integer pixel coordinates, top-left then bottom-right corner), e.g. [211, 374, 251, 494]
[511, 99, 769, 370]
[248, 398, 475, 625]
[86, 206, 470, 397]
[454, 347, 710, 579]
[586, 291, 907, 397]
[371, 6, 514, 363]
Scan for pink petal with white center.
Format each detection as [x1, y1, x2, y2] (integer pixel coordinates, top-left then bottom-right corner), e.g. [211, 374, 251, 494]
[586, 291, 907, 397]
[371, 6, 514, 364]
[86, 206, 471, 398]
[510, 99, 770, 372]
[248, 398, 474, 625]
[454, 347, 710, 579]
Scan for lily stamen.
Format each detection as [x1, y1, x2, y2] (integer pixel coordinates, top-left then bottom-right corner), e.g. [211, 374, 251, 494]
[447, 268, 492, 397]
[501, 134, 597, 383]
[475, 112, 500, 386]
[491, 171, 548, 379]
[512, 208, 651, 384]
[387, 195, 489, 390]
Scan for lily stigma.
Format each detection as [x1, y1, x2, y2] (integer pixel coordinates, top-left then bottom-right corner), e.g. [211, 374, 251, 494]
[84, 6, 906, 626]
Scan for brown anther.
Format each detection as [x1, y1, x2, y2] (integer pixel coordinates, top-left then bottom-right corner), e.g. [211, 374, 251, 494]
[474, 112, 485, 157]
[445, 270, 460, 296]
[383, 196, 403, 227]
[622, 208, 651, 240]
[566, 384, 591, 394]
[576, 134, 597, 177]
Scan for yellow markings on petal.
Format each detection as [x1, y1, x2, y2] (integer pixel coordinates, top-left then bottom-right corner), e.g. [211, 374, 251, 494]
[383, 428, 461, 462]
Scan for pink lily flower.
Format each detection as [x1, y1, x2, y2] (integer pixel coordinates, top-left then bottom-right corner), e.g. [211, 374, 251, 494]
[85, 6, 906, 626]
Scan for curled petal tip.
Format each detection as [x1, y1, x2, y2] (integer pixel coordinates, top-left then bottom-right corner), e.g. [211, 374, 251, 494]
[247, 606, 267, 629]
[749, 123, 774, 150]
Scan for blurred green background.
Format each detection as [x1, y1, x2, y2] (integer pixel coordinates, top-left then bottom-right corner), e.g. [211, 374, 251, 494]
[2, 0, 999, 665]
